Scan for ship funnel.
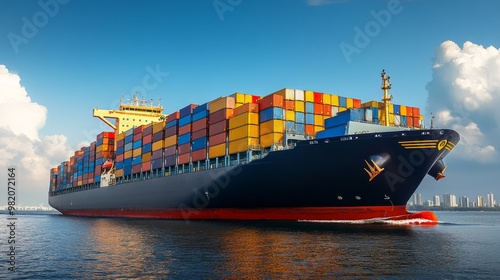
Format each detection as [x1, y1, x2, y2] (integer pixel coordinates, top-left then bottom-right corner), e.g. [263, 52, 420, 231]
[427, 159, 447, 181]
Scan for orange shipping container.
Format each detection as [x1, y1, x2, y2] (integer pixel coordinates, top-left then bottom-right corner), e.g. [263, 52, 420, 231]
[228, 137, 259, 154]
[273, 88, 295, 100]
[257, 94, 284, 110]
[115, 169, 124, 177]
[323, 104, 332, 116]
[209, 143, 226, 158]
[164, 135, 177, 147]
[228, 112, 259, 130]
[260, 133, 284, 148]
[313, 103, 323, 115]
[177, 153, 190, 165]
[210, 96, 236, 113]
[284, 100, 295, 111]
[233, 103, 258, 116]
[407, 106, 413, 117]
[228, 125, 259, 141]
[192, 148, 207, 162]
[152, 140, 164, 151]
[116, 132, 126, 142]
[153, 121, 166, 133]
[259, 120, 284, 135]
[353, 99, 361, 108]
[133, 147, 142, 157]
[142, 153, 152, 162]
[142, 162, 151, 172]
[412, 107, 420, 117]
[124, 150, 132, 159]
[178, 124, 191, 135]
[305, 124, 315, 135]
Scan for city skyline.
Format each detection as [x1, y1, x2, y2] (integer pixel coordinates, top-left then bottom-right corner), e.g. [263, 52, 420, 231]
[412, 192, 497, 208]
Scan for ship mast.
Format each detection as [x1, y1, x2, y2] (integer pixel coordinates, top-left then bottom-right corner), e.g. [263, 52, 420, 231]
[381, 70, 393, 126]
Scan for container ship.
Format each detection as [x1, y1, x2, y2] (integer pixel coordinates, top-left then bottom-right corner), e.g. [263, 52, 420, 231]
[48, 71, 459, 223]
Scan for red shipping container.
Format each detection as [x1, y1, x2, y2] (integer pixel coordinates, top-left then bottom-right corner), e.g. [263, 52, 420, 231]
[164, 146, 176, 156]
[177, 153, 190, 165]
[134, 126, 144, 135]
[252, 95, 260, 103]
[192, 118, 208, 132]
[166, 111, 180, 122]
[132, 165, 141, 174]
[142, 162, 151, 172]
[234, 103, 259, 116]
[408, 116, 414, 127]
[133, 133, 142, 142]
[178, 124, 191, 135]
[413, 116, 420, 128]
[314, 92, 323, 103]
[209, 109, 234, 124]
[116, 154, 124, 162]
[407, 106, 413, 117]
[257, 94, 284, 110]
[412, 107, 420, 117]
[192, 148, 207, 162]
[353, 99, 361, 108]
[284, 100, 295, 111]
[82, 179, 88, 185]
[314, 103, 323, 115]
[209, 120, 228, 136]
[192, 128, 208, 140]
[142, 134, 152, 145]
[323, 104, 332, 116]
[164, 126, 177, 137]
[209, 132, 226, 146]
[178, 143, 191, 155]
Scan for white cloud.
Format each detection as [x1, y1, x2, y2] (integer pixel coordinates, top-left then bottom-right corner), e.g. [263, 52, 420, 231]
[426, 40, 500, 163]
[0, 65, 74, 205]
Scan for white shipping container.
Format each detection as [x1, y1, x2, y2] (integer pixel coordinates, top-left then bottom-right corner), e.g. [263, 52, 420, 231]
[331, 106, 339, 117]
[294, 89, 304, 101]
[364, 108, 373, 122]
[394, 115, 401, 126]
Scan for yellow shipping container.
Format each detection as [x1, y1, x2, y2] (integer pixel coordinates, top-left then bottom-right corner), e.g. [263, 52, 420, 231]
[388, 104, 394, 114]
[314, 125, 324, 133]
[362, 101, 379, 108]
[142, 153, 152, 162]
[153, 121, 166, 133]
[260, 133, 284, 148]
[210, 96, 236, 113]
[244, 94, 254, 104]
[164, 135, 177, 147]
[305, 90, 314, 102]
[294, 100, 305, 112]
[346, 98, 354, 109]
[260, 120, 284, 135]
[228, 112, 259, 130]
[124, 150, 132, 159]
[115, 169, 124, 177]
[232, 93, 247, 104]
[228, 125, 259, 141]
[330, 95, 339, 106]
[116, 131, 126, 142]
[400, 105, 407, 116]
[285, 110, 295, 122]
[323, 94, 331, 105]
[338, 107, 347, 112]
[273, 88, 295, 100]
[209, 143, 226, 158]
[228, 137, 259, 154]
[152, 140, 164, 151]
[133, 147, 142, 156]
[314, 115, 323, 126]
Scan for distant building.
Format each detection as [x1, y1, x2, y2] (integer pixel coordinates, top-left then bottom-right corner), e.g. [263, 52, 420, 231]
[425, 200, 434, 207]
[443, 194, 457, 207]
[487, 192, 495, 208]
[433, 195, 441, 207]
[477, 195, 484, 207]
[459, 196, 469, 208]
[412, 194, 423, 206]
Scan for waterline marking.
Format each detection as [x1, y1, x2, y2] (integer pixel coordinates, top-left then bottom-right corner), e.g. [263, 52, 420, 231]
[6, 167, 17, 272]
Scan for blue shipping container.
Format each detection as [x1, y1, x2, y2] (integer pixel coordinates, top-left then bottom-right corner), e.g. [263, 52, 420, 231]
[192, 110, 209, 122]
[142, 142, 152, 154]
[192, 137, 207, 151]
[285, 121, 295, 131]
[316, 124, 347, 139]
[324, 109, 364, 129]
[123, 158, 132, 167]
[180, 104, 197, 118]
[339, 96, 347, 108]
[125, 134, 133, 144]
[166, 119, 178, 129]
[178, 133, 191, 145]
[372, 107, 379, 119]
[124, 142, 133, 151]
[132, 156, 142, 166]
[116, 146, 124, 155]
[296, 124, 305, 134]
[193, 103, 209, 114]
[132, 140, 142, 150]
[179, 115, 191, 127]
[305, 102, 314, 114]
[394, 104, 400, 115]
[295, 112, 305, 124]
[305, 113, 314, 124]
[259, 107, 284, 123]
[116, 161, 123, 170]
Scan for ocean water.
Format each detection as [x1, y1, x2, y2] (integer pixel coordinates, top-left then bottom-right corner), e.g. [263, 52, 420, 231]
[1, 211, 499, 279]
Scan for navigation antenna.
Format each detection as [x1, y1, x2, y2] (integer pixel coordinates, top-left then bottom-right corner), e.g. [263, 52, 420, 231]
[381, 70, 393, 126]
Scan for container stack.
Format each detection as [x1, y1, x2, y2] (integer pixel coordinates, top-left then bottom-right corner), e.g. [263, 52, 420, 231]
[131, 126, 143, 174]
[360, 101, 423, 128]
[115, 131, 126, 178]
[231, 92, 260, 107]
[141, 123, 153, 173]
[191, 103, 209, 163]
[208, 97, 235, 159]
[228, 102, 259, 154]
[94, 131, 115, 182]
[178, 104, 198, 165]
[151, 121, 166, 169]
[123, 128, 134, 177]
[56, 161, 70, 190]
[49, 167, 58, 192]
[257, 92, 285, 147]
[164, 112, 180, 168]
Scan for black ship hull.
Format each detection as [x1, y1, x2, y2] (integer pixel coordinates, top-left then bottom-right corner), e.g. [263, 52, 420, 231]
[49, 129, 459, 221]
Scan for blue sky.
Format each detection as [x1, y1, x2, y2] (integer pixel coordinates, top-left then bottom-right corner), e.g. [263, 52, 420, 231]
[1, 0, 499, 206]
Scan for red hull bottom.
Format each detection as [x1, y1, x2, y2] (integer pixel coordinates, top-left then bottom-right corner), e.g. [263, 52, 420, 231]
[60, 206, 438, 224]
